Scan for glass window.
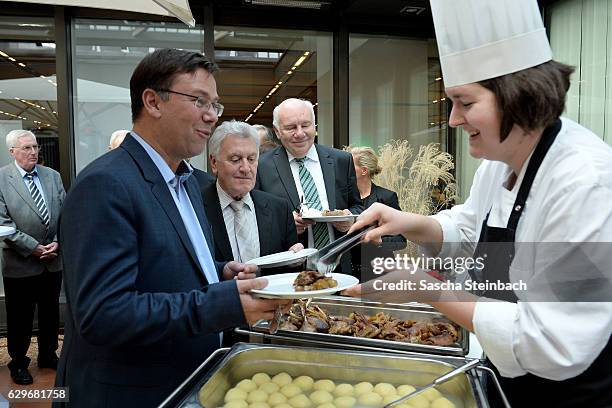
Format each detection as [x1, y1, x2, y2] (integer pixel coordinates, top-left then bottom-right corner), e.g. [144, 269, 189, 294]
[548, 0, 612, 146]
[0, 16, 57, 169]
[213, 26, 333, 146]
[71, 19, 205, 172]
[348, 34, 447, 150]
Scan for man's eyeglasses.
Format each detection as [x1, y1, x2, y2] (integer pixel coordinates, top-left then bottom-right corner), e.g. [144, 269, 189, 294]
[12, 145, 39, 153]
[156, 89, 224, 117]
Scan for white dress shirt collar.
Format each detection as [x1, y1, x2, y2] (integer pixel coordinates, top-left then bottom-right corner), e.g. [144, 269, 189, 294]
[216, 181, 254, 211]
[286, 144, 320, 165]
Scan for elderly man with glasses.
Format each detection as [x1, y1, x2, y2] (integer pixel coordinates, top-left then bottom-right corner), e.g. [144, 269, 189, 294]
[0, 129, 65, 385]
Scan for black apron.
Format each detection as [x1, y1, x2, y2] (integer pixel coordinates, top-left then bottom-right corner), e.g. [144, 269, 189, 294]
[470, 119, 612, 407]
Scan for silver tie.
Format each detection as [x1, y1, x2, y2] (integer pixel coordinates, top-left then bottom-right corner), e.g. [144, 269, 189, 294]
[229, 200, 258, 263]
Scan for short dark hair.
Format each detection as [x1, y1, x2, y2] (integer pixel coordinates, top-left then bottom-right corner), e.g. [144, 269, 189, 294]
[479, 60, 574, 141]
[130, 48, 218, 122]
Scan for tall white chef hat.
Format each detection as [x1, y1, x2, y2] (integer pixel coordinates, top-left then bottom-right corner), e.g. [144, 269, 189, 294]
[430, 0, 553, 88]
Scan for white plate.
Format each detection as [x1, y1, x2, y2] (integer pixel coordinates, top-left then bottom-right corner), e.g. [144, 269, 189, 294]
[302, 214, 358, 222]
[246, 248, 318, 268]
[251, 272, 359, 299]
[0, 226, 16, 237]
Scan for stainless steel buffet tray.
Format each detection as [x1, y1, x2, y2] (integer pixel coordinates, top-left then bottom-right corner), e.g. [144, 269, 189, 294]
[249, 297, 469, 356]
[158, 343, 503, 408]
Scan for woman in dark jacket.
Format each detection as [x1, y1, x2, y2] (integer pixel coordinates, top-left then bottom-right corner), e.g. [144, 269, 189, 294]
[347, 146, 406, 280]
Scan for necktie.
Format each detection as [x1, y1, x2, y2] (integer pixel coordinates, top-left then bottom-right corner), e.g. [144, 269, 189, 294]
[25, 171, 49, 228]
[229, 200, 258, 263]
[294, 158, 330, 249]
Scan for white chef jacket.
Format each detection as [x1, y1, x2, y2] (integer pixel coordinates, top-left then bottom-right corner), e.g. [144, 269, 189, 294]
[431, 117, 612, 380]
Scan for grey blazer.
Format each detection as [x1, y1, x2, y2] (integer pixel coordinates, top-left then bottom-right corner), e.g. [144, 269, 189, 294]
[0, 163, 65, 277]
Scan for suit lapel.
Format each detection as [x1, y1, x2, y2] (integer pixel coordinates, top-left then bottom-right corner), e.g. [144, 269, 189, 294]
[202, 184, 234, 262]
[37, 167, 56, 219]
[185, 178, 216, 259]
[317, 145, 336, 210]
[7, 165, 41, 219]
[273, 147, 301, 209]
[122, 135, 205, 279]
[252, 191, 271, 256]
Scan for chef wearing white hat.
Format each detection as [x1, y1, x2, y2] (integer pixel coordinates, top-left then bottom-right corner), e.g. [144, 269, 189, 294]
[347, 0, 612, 406]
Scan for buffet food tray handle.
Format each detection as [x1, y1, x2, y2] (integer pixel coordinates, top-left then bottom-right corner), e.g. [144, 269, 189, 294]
[475, 366, 512, 408]
[157, 347, 230, 408]
[384, 358, 480, 407]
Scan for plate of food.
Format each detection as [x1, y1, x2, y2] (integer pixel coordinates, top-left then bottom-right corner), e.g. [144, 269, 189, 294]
[301, 207, 358, 223]
[246, 248, 317, 268]
[250, 270, 359, 299]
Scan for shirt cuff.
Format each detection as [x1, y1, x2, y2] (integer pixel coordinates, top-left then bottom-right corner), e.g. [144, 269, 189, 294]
[473, 299, 526, 378]
[429, 213, 461, 258]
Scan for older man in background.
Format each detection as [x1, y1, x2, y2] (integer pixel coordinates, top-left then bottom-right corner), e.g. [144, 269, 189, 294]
[108, 129, 129, 150]
[0, 130, 65, 385]
[202, 120, 300, 270]
[255, 98, 363, 275]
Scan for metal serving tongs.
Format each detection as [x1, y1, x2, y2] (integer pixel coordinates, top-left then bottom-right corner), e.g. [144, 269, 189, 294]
[384, 359, 480, 408]
[268, 223, 375, 334]
[306, 223, 376, 276]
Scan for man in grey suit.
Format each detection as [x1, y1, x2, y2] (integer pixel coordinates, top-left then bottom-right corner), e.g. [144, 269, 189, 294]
[0, 129, 65, 385]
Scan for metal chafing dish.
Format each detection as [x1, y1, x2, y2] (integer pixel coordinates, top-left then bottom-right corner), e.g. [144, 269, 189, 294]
[242, 296, 469, 357]
[158, 343, 507, 408]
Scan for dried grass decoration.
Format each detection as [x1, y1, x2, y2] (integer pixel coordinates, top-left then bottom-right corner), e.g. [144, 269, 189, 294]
[375, 140, 457, 256]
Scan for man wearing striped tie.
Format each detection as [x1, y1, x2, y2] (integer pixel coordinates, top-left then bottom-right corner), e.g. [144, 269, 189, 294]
[256, 98, 364, 275]
[0, 130, 65, 385]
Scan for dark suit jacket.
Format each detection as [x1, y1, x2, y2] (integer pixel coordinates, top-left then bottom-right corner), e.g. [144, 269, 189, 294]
[201, 183, 298, 275]
[352, 183, 407, 280]
[0, 164, 65, 276]
[192, 167, 215, 190]
[55, 135, 245, 408]
[255, 144, 363, 275]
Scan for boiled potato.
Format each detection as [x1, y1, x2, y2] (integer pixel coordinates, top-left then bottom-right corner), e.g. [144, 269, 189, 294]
[313, 379, 335, 393]
[334, 396, 356, 408]
[374, 383, 396, 397]
[420, 389, 441, 402]
[198, 387, 208, 407]
[280, 384, 302, 398]
[334, 383, 354, 397]
[250, 403, 270, 408]
[397, 385, 417, 397]
[252, 374, 272, 386]
[224, 401, 249, 408]
[316, 404, 335, 408]
[237, 379, 259, 392]
[382, 394, 401, 405]
[431, 397, 455, 408]
[260, 382, 281, 395]
[309, 390, 333, 405]
[274, 404, 292, 408]
[247, 390, 269, 404]
[268, 392, 288, 406]
[358, 392, 383, 407]
[354, 382, 374, 396]
[288, 394, 311, 408]
[225, 388, 248, 402]
[404, 395, 429, 408]
[272, 373, 293, 387]
[293, 376, 315, 391]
